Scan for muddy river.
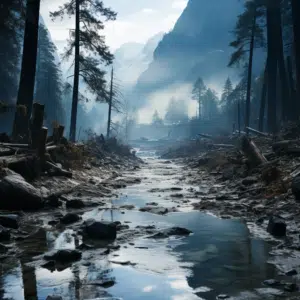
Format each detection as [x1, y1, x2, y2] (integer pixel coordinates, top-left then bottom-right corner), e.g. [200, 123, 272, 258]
[1, 150, 297, 300]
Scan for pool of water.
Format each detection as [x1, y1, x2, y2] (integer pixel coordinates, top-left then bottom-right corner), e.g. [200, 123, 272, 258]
[0, 157, 290, 300]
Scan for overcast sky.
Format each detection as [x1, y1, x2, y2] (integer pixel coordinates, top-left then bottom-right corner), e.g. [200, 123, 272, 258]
[40, 0, 188, 53]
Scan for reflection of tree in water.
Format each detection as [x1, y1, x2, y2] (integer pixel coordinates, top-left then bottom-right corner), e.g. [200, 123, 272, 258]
[173, 222, 277, 299]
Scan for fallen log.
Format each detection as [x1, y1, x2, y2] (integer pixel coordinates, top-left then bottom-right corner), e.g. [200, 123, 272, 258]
[197, 133, 213, 139]
[246, 127, 270, 138]
[0, 143, 29, 148]
[45, 161, 72, 178]
[241, 135, 267, 167]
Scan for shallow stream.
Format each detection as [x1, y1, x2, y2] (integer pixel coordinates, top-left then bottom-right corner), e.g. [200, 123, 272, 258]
[1, 150, 295, 300]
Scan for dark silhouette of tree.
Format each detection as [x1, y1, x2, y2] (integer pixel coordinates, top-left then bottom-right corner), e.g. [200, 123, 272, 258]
[192, 77, 206, 119]
[0, 0, 23, 103]
[152, 110, 163, 126]
[228, 0, 264, 132]
[221, 77, 234, 106]
[202, 88, 219, 120]
[51, 0, 117, 142]
[12, 0, 41, 140]
[291, 0, 300, 104]
[164, 98, 189, 124]
[35, 24, 65, 128]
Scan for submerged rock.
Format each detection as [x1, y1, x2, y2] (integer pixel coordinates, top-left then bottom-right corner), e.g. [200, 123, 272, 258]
[148, 227, 192, 239]
[267, 216, 286, 237]
[60, 213, 81, 225]
[66, 199, 85, 209]
[0, 214, 19, 229]
[83, 219, 117, 240]
[139, 206, 168, 215]
[44, 249, 82, 263]
[0, 172, 43, 210]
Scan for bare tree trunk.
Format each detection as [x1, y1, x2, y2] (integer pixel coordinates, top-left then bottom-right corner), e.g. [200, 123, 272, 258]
[287, 56, 297, 120]
[69, 0, 80, 142]
[107, 67, 113, 139]
[12, 0, 41, 140]
[245, 13, 256, 133]
[238, 99, 241, 135]
[276, 5, 290, 121]
[291, 0, 300, 110]
[266, 0, 278, 134]
[259, 58, 268, 132]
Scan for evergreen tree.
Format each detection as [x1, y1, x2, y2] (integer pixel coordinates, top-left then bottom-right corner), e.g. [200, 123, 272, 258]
[152, 110, 163, 126]
[0, 1, 23, 102]
[35, 25, 65, 128]
[51, 0, 117, 142]
[192, 77, 206, 119]
[229, 0, 264, 131]
[13, 0, 41, 140]
[221, 77, 233, 106]
[202, 88, 219, 120]
[164, 98, 189, 124]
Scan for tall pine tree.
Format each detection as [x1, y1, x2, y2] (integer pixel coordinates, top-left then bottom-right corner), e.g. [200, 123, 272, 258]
[51, 0, 117, 142]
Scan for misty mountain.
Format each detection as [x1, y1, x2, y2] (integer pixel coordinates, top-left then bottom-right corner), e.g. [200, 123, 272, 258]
[113, 32, 164, 88]
[132, 0, 265, 107]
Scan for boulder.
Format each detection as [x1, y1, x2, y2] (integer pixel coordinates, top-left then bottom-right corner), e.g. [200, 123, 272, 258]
[139, 206, 168, 215]
[0, 214, 19, 229]
[60, 213, 81, 225]
[267, 216, 286, 237]
[44, 249, 82, 263]
[83, 219, 117, 240]
[0, 172, 43, 210]
[66, 199, 85, 209]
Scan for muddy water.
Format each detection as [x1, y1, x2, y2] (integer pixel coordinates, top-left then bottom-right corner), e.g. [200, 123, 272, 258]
[0, 150, 293, 300]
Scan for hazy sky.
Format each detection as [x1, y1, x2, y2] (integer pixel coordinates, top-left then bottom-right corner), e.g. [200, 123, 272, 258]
[40, 0, 188, 53]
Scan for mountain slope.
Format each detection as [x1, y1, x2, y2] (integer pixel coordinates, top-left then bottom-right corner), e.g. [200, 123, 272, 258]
[133, 0, 264, 107]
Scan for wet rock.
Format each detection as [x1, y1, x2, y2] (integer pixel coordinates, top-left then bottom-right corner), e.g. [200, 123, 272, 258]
[148, 227, 192, 239]
[216, 294, 230, 299]
[267, 216, 286, 237]
[109, 260, 136, 266]
[46, 296, 63, 300]
[139, 206, 168, 215]
[116, 224, 130, 231]
[60, 213, 81, 225]
[119, 204, 135, 210]
[0, 172, 43, 210]
[0, 214, 19, 229]
[46, 195, 62, 208]
[146, 202, 158, 206]
[48, 220, 59, 226]
[44, 249, 82, 263]
[284, 282, 298, 292]
[170, 193, 184, 198]
[292, 176, 300, 201]
[76, 243, 93, 250]
[83, 219, 117, 240]
[66, 199, 85, 209]
[286, 269, 298, 276]
[0, 226, 10, 241]
[242, 176, 258, 186]
[263, 279, 282, 287]
[42, 260, 56, 271]
[256, 288, 284, 296]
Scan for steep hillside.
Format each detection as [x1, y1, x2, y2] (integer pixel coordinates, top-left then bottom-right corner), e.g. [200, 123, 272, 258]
[133, 0, 264, 107]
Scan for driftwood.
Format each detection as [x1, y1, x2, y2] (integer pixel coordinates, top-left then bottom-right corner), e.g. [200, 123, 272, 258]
[45, 161, 72, 178]
[246, 127, 270, 138]
[198, 133, 213, 139]
[241, 135, 267, 167]
[0, 143, 29, 148]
